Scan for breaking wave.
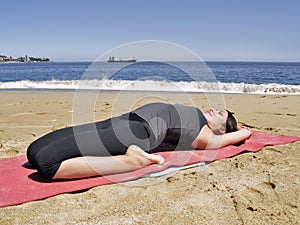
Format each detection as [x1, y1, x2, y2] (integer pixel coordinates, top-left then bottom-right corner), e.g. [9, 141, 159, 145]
[0, 79, 299, 94]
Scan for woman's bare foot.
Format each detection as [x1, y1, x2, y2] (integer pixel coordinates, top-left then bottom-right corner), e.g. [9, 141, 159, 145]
[124, 145, 164, 168]
[52, 145, 164, 180]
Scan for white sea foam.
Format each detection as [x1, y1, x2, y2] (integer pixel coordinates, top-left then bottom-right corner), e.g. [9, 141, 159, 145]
[0, 79, 299, 94]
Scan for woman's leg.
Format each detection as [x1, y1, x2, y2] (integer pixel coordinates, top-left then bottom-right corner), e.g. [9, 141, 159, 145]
[53, 145, 164, 179]
[26, 119, 121, 180]
[27, 115, 159, 180]
[26, 119, 112, 168]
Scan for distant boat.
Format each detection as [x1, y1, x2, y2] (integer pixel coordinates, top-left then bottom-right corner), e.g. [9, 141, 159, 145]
[107, 56, 137, 63]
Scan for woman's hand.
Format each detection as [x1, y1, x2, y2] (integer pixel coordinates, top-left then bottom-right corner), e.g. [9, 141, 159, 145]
[239, 127, 252, 140]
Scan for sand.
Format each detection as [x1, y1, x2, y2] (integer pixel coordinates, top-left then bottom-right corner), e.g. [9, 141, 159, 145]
[0, 91, 299, 225]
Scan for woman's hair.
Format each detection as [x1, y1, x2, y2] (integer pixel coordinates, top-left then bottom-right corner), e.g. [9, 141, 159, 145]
[225, 110, 238, 133]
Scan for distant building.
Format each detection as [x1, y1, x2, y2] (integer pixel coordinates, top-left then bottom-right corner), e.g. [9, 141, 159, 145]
[0, 54, 50, 63]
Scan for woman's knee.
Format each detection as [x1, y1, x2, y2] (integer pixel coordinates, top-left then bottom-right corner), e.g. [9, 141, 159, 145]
[34, 154, 61, 180]
[27, 145, 61, 180]
[26, 141, 40, 167]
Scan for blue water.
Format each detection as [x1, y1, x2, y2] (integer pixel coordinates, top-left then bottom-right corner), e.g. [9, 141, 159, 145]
[210, 61, 300, 85]
[0, 61, 299, 85]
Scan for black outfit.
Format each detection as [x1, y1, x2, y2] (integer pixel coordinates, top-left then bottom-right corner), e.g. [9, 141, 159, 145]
[27, 103, 207, 180]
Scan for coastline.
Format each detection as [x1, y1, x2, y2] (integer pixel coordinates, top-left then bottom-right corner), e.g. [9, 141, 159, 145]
[0, 91, 299, 224]
[0, 87, 300, 94]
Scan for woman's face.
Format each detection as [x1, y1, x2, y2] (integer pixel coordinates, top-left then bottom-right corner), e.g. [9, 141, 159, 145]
[204, 108, 228, 134]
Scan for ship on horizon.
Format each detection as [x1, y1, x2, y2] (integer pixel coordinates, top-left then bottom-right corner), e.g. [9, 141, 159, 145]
[107, 56, 137, 63]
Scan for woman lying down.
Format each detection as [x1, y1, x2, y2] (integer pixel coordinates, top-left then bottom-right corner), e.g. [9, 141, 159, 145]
[27, 102, 251, 180]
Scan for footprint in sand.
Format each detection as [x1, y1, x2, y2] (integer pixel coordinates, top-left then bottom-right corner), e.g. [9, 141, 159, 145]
[4, 149, 19, 156]
[286, 113, 296, 116]
[36, 112, 48, 115]
[166, 176, 180, 183]
[236, 181, 276, 204]
[11, 112, 34, 117]
[244, 187, 264, 198]
[264, 127, 276, 131]
[272, 95, 287, 98]
[255, 181, 276, 190]
[233, 181, 277, 216]
[183, 171, 198, 179]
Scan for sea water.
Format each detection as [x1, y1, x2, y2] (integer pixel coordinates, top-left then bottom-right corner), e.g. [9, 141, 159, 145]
[0, 61, 299, 94]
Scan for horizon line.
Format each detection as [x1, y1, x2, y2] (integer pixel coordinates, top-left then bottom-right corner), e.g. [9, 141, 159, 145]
[50, 59, 300, 63]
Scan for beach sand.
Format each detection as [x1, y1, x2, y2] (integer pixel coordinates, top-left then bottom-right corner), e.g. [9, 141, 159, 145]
[0, 91, 299, 225]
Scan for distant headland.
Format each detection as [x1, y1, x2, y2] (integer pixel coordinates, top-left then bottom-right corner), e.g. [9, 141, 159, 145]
[0, 54, 50, 63]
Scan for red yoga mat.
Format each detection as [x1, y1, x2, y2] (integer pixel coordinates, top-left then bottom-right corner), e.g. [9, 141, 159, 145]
[0, 130, 299, 208]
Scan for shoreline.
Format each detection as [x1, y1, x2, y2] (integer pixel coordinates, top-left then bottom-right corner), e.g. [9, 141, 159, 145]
[0, 88, 299, 95]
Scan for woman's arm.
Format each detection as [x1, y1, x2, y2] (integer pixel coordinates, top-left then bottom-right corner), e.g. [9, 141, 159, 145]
[192, 125, 252, 150]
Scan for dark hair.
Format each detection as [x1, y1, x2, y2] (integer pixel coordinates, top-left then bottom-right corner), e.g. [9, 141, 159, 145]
[226, 110, 238, 133]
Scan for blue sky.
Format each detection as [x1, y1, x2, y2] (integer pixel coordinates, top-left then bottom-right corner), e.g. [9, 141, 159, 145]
[1, 0, 299, 62]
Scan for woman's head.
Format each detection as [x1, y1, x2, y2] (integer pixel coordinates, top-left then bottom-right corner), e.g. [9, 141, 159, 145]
[204, 109, 238, 134]
[225, 110, 238, 133]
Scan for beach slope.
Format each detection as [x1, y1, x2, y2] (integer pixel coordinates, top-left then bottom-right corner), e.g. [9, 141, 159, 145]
[0, 92, 299, 224]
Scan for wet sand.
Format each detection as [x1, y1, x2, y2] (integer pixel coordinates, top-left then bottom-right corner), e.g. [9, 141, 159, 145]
[0, 91, 299, 224]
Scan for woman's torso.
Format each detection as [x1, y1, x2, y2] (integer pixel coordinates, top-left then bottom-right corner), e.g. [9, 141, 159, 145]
[132, 103, 207, 152]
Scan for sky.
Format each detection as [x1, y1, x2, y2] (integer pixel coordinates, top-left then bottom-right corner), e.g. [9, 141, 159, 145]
[1, 0, 299, 62]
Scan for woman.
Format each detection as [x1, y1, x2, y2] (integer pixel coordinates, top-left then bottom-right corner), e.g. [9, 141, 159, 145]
[27, 102, 251, 180]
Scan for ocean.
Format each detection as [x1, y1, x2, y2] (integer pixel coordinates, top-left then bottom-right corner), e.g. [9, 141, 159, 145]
[0, 61, 299, 94]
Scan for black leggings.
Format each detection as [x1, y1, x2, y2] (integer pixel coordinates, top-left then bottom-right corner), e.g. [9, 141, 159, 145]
[27, 113, 151, 180]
